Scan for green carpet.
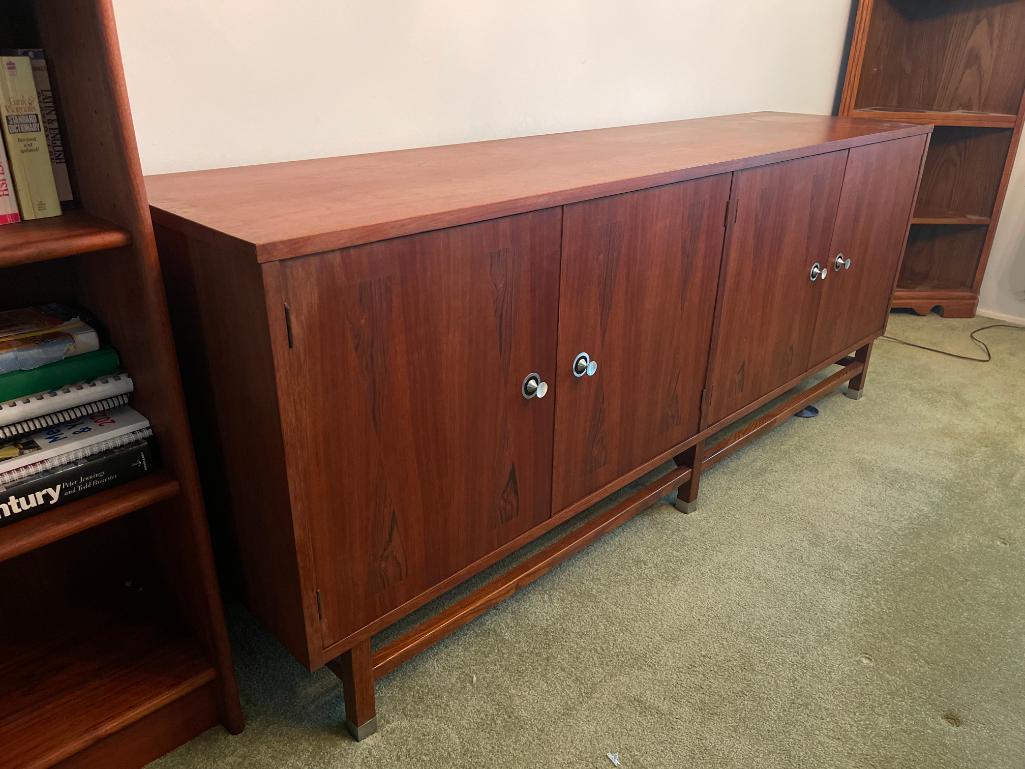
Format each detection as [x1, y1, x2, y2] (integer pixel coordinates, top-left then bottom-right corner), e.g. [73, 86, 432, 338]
[153, 314, 1025, 768]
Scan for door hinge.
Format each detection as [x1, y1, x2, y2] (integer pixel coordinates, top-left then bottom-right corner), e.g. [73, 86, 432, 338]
[284, 302, 295, 348]
[315, 588, 323, 620]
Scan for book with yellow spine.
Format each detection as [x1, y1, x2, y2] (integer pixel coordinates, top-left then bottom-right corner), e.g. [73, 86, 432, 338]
[0, 55, 59, 220]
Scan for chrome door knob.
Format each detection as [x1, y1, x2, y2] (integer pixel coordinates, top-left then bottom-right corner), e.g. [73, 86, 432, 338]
[522, 373, 549, 399]
[834, 253, 852, 271]
[809, 262, 827, 282]
[572, 352, 598, 378]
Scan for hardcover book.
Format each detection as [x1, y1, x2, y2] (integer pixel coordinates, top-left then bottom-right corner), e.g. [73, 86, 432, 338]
[0, 136, 19, 225]
[0, 304, 99, 375]
[2, 49, 73, 203]
[0, 405, 149, 475]
[0, 348, 119, 402]
[0, 55, 59, 219]
[0, 439, 153, 528]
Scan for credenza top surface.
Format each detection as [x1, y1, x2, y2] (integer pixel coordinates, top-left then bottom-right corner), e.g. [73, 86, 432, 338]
[145, 111, 929, 262]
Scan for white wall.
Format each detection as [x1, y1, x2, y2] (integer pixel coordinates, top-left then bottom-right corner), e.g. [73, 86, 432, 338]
[112, 0, 853, 170]
[978, 145, 1025, 323]
[111, 0, 1024, 321]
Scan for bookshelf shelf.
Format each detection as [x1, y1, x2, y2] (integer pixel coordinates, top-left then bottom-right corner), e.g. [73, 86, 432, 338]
[0, 595, 216, 769]
[910, 208, 991, 227]
[849, 107, 1017, 129]
[899, 224, 989, 291]
[0, 472, 179, 564]
[0, 210, 131, 268]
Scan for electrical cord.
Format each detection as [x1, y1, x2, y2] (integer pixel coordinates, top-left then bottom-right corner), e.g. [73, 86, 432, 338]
[880, 323, 1023, 363]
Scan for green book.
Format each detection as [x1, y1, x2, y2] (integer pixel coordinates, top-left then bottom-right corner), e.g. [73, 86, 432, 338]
[0, 348, 120, 402]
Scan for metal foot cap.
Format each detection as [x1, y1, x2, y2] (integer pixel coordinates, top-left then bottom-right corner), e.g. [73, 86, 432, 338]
[345, 716, 379, 741]
[674, 497, 697, 514]
[844, 389, 864, 401]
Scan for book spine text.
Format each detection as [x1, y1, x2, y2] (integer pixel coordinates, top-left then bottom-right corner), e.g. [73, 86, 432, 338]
[0, 135, 19, 224]
[0, 441, 153, 527]
[13, 50, 72, 203]
[0, 56, 59, 220]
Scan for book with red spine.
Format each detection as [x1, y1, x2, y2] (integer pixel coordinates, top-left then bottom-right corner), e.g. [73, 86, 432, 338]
[0, 135, 19, 225]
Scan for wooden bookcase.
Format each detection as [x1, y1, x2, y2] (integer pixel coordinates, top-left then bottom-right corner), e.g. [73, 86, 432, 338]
[0, 2, 242, 767]
[839, 0, 1025, 317]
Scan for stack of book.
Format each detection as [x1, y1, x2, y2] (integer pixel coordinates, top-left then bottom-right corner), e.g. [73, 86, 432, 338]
[0, 304, 153, 528]
[0, 49, 73, 225]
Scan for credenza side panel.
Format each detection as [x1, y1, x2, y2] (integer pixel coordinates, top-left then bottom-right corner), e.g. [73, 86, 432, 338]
[155, 225, 315, 666]
[276, 210, 562, 647]
[705, 151, 848, 426]
[808, 135, 929, 363]
[551, 175, 731, 511]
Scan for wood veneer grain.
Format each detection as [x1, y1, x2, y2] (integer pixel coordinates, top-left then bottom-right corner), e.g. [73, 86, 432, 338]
[899, 224, 990, 290]
[853, 0, 1025, 116]
[915, 127, 1014, 221]
[552, 174, 729, 510]
[0, 595, 215, 769]
[810, 135, 927, 361]
[0, 212, 130, 267]
[275, 210, 562, 648]
[705, 151, 847, 426]
[146, 112, 927, 262]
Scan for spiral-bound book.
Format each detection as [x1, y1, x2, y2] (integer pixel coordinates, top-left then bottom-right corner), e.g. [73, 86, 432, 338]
[0, 393, 131, 440]
[0, 373, 134, 431]
[0, 426, 152, 488]
[0, 405, 150, 476]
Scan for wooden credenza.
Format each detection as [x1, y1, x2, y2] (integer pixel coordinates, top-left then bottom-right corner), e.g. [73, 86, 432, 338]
[148, 112, 929, 740]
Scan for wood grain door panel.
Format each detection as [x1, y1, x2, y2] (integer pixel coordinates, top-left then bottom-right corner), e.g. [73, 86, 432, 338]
[277, 211, 561, 646]
[706, 151, 847, 426]
[552, 175, 731, 511]
[808, 136, 928, 364]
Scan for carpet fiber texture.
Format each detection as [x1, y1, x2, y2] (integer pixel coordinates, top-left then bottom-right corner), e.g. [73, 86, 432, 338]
[153, 314, 1025, 768]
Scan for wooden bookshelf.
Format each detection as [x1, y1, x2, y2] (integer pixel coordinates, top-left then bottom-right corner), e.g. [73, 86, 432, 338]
[0, 1, 242, 767]
[0, 210, 131, 267]
[910, 209, 990, 227]
[0, 593, 216, 769]
[0, 474, 179, 563]
[839, 0, 1025, 317]
[849, 107, 1018, 129]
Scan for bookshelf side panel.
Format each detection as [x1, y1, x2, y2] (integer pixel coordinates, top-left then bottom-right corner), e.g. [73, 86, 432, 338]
[32, 0, 242, 730]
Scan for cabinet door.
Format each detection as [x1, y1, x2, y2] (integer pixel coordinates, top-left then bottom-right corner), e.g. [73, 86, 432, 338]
[705, 151, 847, 426]
[277, 211, 561, 646]
[552, 175, 731, 511]
[808, 136, 927, 364]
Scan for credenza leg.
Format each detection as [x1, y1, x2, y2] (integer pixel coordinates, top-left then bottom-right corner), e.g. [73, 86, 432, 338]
[673, 441, 704, 513]
[844, 342, 873, 401]
[328, 639, 378, 741]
